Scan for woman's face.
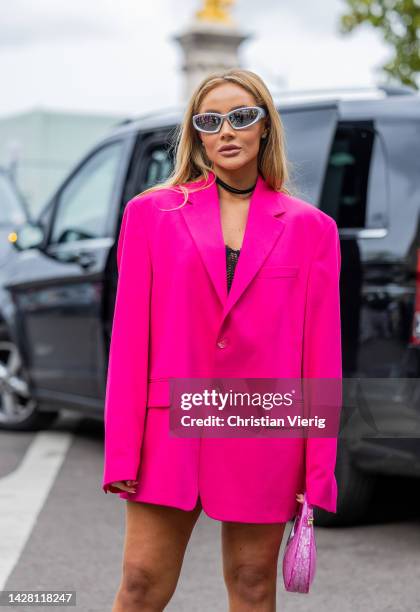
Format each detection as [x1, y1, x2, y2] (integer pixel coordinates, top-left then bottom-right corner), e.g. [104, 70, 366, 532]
[196, 82, 268, 174]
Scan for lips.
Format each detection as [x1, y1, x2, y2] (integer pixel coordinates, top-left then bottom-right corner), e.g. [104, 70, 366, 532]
[218, 145, 241, 152]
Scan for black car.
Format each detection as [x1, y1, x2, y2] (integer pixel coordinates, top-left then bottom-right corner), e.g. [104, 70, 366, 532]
[1, 86, 419, 526]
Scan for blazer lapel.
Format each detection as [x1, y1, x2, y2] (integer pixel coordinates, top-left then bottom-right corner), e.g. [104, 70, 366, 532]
[180, 170, 288, 324]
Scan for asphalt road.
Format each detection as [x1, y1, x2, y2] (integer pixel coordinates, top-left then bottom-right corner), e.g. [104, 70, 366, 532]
[1, 413, 419, 611]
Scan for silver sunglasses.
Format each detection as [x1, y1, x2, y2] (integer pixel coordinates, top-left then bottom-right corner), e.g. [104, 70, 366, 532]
[192, 106, 267, 133]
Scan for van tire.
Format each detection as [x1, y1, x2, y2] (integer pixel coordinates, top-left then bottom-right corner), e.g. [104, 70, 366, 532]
[0, 332, 58, 431]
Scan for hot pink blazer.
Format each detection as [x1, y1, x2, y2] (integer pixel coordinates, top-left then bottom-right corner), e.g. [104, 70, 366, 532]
[102, 170, 342, 513]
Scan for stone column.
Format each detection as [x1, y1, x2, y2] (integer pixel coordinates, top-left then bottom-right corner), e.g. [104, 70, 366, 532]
[172, 1, 252, 102]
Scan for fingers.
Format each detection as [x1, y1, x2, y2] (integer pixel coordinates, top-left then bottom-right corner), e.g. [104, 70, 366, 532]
[111, 480, 138, 494]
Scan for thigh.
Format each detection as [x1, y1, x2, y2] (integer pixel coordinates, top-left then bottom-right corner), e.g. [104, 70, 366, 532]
[122, 498, 202, 586]
[221, 520, 287, 575]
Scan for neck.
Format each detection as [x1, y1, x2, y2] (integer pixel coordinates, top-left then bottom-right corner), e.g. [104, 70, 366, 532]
[213, 169, 258, 199]
[213, 168, 259, 191]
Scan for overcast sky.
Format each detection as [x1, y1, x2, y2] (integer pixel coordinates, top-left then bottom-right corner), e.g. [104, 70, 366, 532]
[0, 0, 391, 119]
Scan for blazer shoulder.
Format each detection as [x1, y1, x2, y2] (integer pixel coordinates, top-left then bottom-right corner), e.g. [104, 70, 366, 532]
[127, 185, 187, 216]
[282, 192, 338, 235]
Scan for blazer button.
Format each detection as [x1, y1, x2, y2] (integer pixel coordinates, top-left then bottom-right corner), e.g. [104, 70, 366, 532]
[217, 338, 228, 349]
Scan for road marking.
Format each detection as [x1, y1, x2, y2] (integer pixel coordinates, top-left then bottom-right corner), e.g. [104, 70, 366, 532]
[0, 431, 73, 588]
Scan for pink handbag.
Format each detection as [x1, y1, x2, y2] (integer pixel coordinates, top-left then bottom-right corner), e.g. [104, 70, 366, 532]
[282, 491, 317, 593]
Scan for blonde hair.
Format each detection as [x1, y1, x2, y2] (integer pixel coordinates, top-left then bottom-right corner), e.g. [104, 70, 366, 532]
[137, 68, 295, 210]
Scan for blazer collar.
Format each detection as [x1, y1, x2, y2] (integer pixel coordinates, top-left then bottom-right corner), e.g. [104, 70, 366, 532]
[180, 170, 288, 324]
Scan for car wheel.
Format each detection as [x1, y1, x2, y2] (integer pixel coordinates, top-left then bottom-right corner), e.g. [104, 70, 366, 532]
[314, 440, 376, 526]
[0, 337, 58, 430]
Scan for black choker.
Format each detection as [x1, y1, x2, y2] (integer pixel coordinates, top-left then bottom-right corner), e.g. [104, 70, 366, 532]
[216, 175, 257, 195]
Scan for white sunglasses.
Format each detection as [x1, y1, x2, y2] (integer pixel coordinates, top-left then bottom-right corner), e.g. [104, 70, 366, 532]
[192, 106, 267, 133]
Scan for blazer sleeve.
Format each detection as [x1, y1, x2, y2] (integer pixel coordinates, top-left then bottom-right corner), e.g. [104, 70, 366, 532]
[302, 218, 342, 513]
[102, 198, 152, 494]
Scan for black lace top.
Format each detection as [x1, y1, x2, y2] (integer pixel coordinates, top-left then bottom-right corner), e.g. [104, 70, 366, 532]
[226, 245, 241, 293]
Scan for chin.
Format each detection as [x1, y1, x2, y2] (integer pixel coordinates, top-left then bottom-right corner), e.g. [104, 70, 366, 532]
[216, 158, 247, 171]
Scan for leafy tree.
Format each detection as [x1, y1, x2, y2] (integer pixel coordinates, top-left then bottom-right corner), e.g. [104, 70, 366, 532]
[339, 0, 420, 89]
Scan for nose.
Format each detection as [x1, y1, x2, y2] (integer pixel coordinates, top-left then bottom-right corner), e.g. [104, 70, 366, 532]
[219, 116, 235, 136]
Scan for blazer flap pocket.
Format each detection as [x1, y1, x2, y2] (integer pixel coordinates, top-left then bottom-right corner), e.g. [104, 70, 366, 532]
[258, 265, 299, 278]
[147, 378, 171, 408]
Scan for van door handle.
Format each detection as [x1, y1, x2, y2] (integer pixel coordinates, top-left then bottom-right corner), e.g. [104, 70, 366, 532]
[76, 250, 97, 269]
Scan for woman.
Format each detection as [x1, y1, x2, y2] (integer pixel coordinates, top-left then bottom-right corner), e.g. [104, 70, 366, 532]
[103, 69, 342, 611]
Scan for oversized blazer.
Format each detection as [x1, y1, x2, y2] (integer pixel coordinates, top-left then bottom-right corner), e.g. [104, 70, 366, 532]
[102, 169, 342, 514]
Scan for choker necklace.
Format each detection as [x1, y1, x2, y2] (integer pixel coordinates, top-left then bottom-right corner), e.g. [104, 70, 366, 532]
[216, 174, 257, 195]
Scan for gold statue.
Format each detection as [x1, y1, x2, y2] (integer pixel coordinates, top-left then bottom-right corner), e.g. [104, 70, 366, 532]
[195, 0, 236, 25]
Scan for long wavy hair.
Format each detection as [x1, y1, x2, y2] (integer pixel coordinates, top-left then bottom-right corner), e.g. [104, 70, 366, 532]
[137, 68, 295, 210]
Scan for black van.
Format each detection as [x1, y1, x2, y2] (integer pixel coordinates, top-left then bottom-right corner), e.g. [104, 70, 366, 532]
[1, 86, 419, 525]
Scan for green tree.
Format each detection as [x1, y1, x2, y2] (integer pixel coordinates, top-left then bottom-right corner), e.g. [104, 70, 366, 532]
[340, 0, 420, 89]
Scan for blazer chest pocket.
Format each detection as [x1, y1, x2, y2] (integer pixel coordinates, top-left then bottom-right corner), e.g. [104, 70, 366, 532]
[257, 265, 299, 279]
[147, 378, 171, 408]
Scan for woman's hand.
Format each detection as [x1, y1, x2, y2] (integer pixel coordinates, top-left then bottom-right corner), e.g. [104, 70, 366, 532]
[110, 480, 138, 494]
[296, 492, 304, 504]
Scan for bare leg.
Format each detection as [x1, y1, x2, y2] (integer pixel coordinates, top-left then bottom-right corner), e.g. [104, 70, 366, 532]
[222, 520, 287, 612]
[112, 497, 202, 611]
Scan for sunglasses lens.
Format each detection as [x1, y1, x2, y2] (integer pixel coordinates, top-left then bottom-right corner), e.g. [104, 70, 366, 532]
[230, 108, 259, 128]
[194, 114, 221, 132]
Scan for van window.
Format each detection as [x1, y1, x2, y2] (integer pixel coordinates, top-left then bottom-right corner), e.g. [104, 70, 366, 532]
[122, 137, 174, 204]
[142, 146, 173, 190]
[319, 122, 388, 230]
[50, 140, 124, 244]
[281, 105, 338, 205]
